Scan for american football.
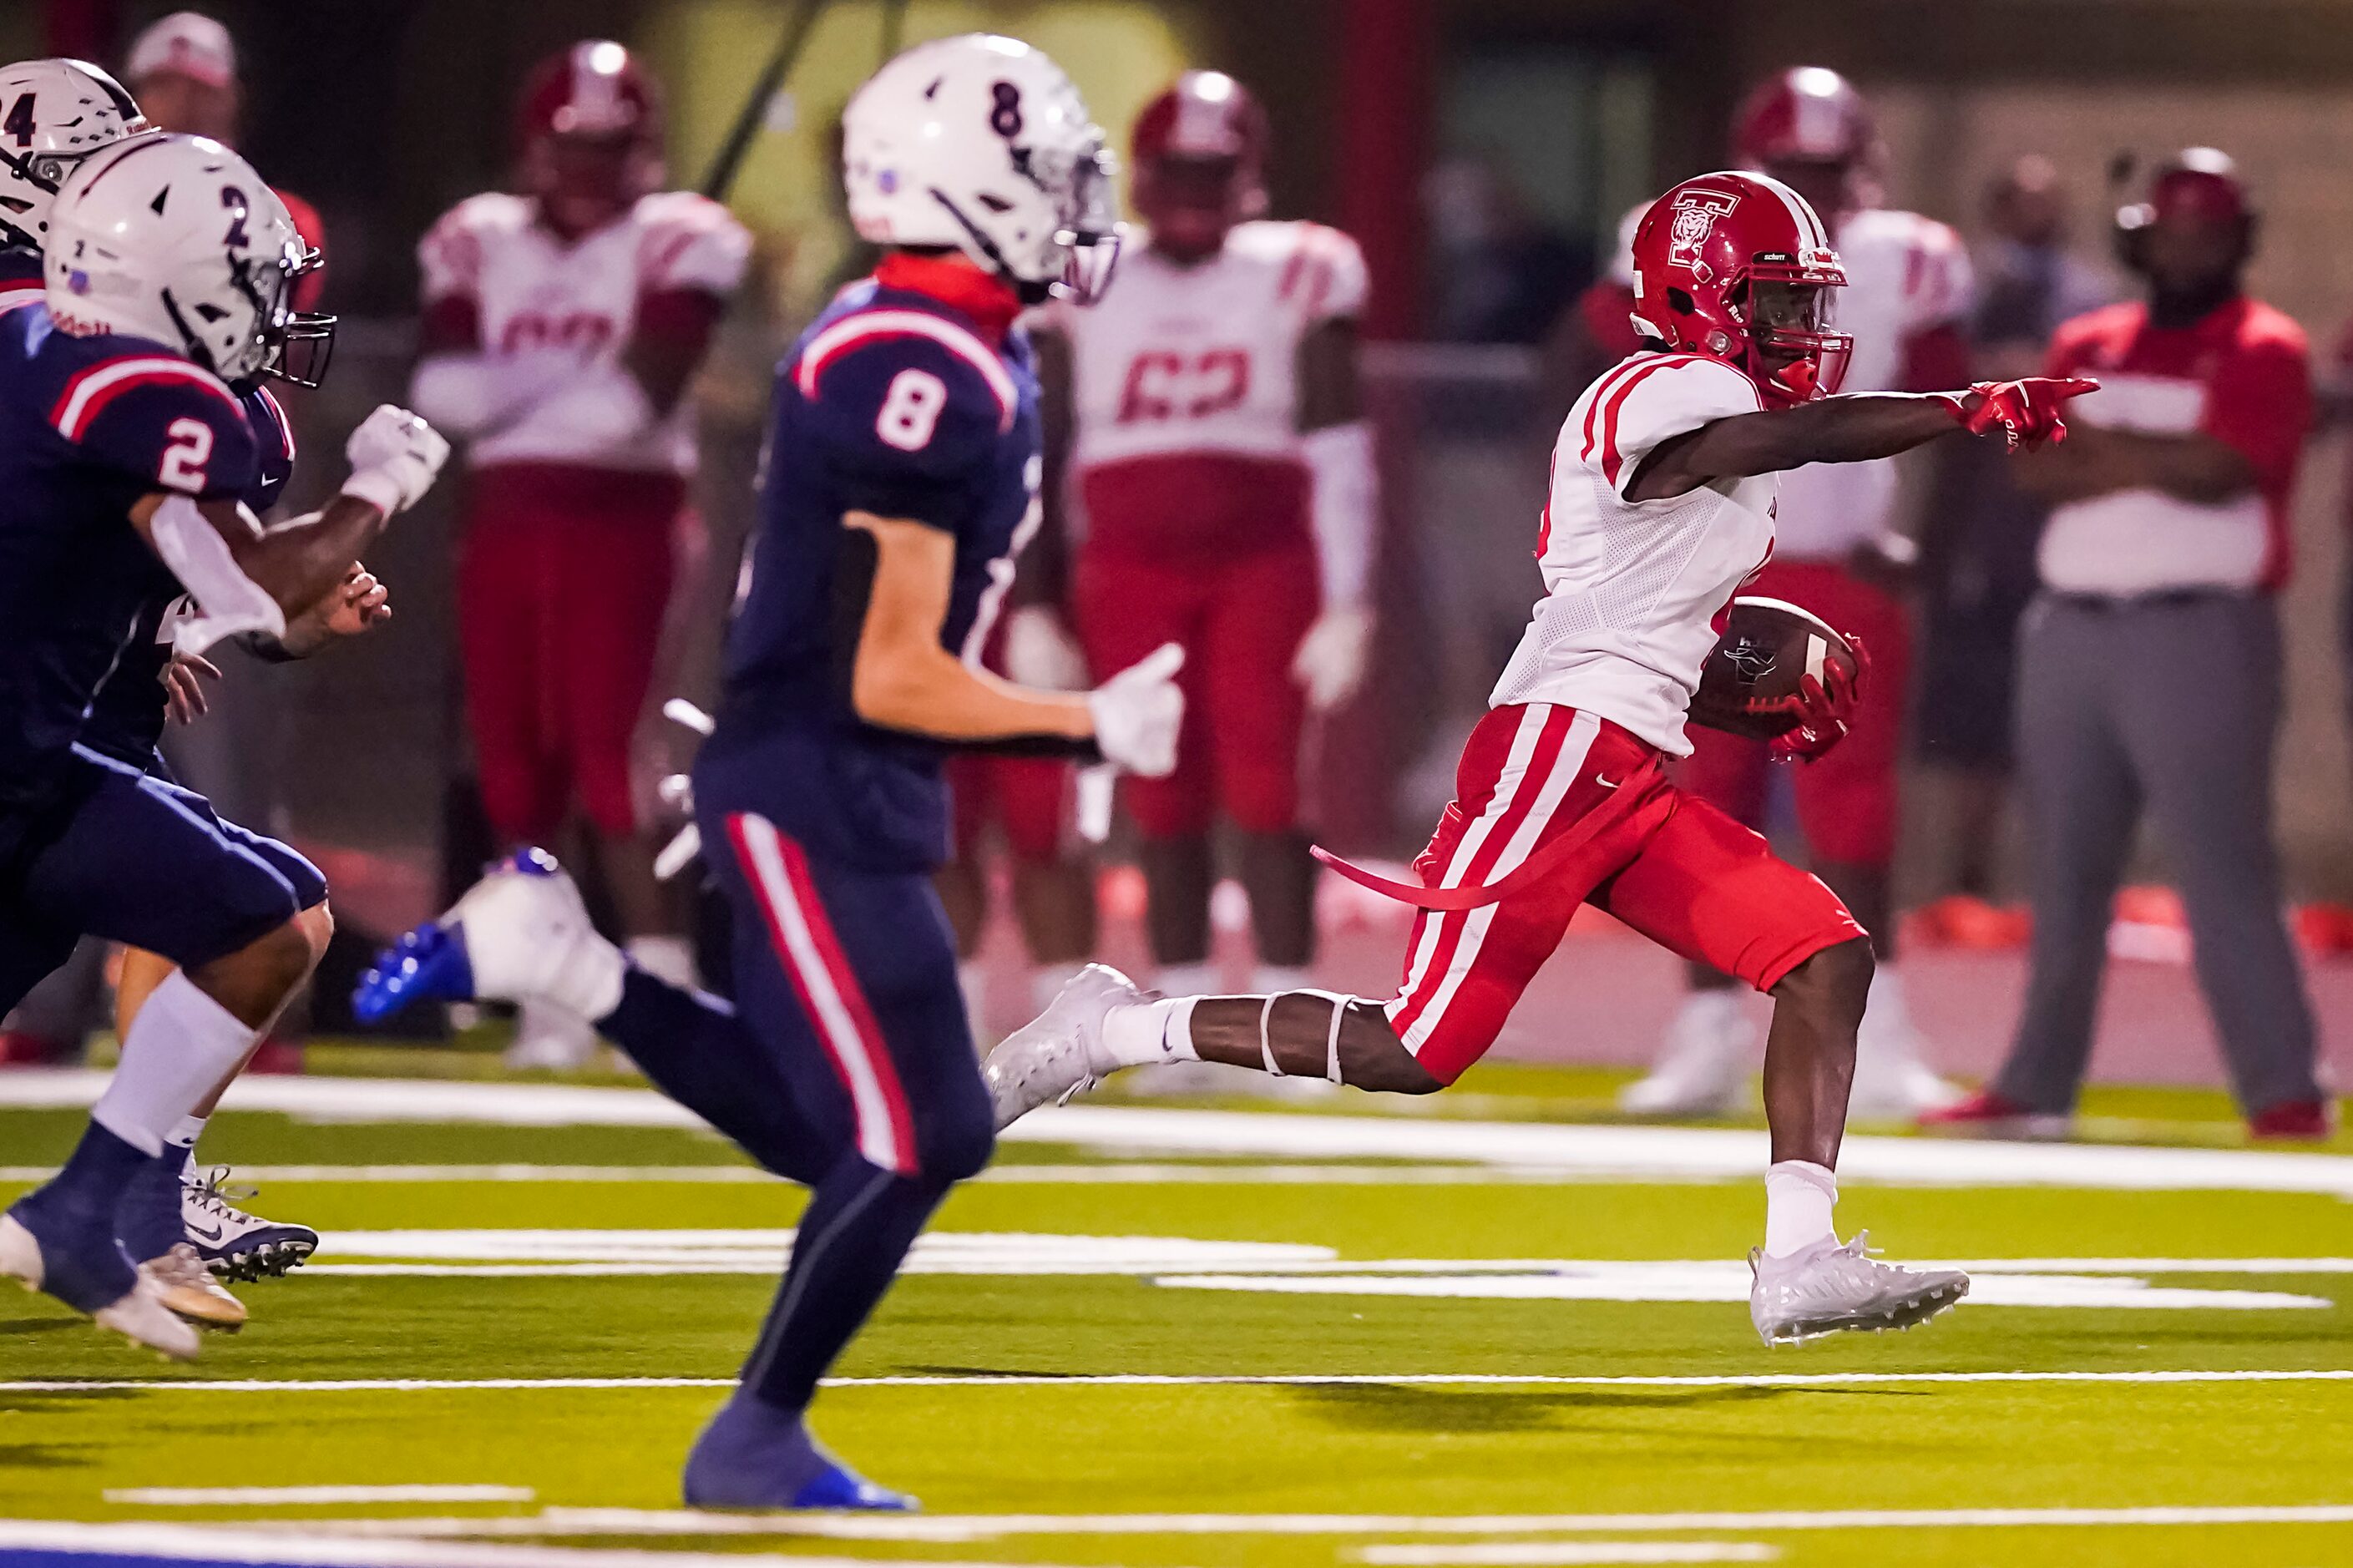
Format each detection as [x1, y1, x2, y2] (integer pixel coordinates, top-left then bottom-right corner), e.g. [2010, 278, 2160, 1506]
[1691, 594, 1860, 738]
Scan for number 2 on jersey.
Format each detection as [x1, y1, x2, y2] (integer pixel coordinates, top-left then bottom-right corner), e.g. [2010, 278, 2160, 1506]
[876, 368, 948, 452]
[159, 417, 214, 493]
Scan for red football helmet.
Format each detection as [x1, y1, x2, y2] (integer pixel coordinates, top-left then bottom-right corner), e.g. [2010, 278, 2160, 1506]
[1131, 70, 1269, 260]
[519, 40, 663, 237]
[1733, 67, 1878, 215]
[1628, 171, 1851, 406]
[2116, 146, 2255, 269]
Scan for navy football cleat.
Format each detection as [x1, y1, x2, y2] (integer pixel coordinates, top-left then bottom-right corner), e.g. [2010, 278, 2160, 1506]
[184, 1167, 319, 1282]
[1, 1199, 198, 1360]
[681, 1393, 916, 1511]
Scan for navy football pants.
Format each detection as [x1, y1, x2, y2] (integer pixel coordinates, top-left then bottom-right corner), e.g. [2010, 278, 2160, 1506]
[598, 807, 993, 1414]
[0, 751, 326, 1017]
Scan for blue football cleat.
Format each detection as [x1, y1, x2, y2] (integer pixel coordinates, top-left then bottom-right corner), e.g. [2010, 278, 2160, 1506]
[681, 1393, 916, 1511]
[352, 848, 584, 1024]
[2, 1196, 199, 1359]
[352, 919, 474, 1024]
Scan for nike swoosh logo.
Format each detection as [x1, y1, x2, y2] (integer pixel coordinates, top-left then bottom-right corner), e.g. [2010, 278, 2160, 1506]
[185, 1222, 225, 1243]
[1593, 775, 1620, 791]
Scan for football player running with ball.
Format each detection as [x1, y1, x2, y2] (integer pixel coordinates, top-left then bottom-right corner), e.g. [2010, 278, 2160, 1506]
[358, 35, 1171, 1507]
[989, 171, 2093, 1346]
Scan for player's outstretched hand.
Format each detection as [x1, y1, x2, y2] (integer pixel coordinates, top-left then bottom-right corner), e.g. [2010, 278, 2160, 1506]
[161, 651, 221, 726]
[1770, 635, 1870, 765]
[1292, 604, 1374, 713]
[1088, 643, 1186, 778]
[1939, 377, 2099, 453]
[341, 405, 452, 517]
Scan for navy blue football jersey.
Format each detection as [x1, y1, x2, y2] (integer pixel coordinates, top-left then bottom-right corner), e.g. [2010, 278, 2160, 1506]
[705, 269, 1041, 868]
[79, 384, 297, 770]
[0, 306, 264, 805]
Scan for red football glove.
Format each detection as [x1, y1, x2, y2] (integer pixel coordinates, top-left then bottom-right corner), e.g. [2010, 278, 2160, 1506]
[1936, 377, 2100, 453]
[1770, 635, 1871, 765]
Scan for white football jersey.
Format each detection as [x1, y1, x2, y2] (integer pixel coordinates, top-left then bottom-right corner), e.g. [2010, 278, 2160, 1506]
[1490, 352, 1774, 756]
[1775, 206, 1972, 556]
[1045, 220, 1367, 477]
[417, 189, 751, 474]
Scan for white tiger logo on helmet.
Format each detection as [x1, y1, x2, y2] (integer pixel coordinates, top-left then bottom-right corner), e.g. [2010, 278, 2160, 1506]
[1668, 189, 1741, 279]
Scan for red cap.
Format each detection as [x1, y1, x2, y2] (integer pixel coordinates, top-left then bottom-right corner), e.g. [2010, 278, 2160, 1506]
[2148, 147, 2249, 225]
[1733, 67, 1874, 170]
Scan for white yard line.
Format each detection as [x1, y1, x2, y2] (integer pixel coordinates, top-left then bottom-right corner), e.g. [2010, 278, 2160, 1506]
[5, 1073, 2353, 1195]
[0, 1520, 1048, 1568]
[94, 1503, 2353, 1545]
[1356, 1548, 1778, 1565]
[14, 1368, 2353, 1396]
[0, 1163, 1642, 1186]
[106, 1485, 534, 1507]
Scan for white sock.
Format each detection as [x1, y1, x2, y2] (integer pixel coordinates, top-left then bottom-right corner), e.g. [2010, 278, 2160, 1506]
[91, 973, 257, 1158]
[1250, 964, 1313, 994]
[624, 934, 697, 989]
[1099, 997, 1201, 1068]
[1030, 962, 1085, 1015]
[1155, 961, 1221, 998]
[1763, 1159, 1839, 1257]
[170, 1114, 207, 1181]
[958, 961, 989, 1029]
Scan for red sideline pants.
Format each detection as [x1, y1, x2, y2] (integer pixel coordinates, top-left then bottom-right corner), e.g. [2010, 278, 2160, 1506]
[1074, 537, 1318, 840]
[458, 463, 683, 843]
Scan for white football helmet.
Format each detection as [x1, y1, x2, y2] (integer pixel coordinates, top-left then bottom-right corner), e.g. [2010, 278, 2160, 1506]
[843, 33, 1121, 304]
[0, 58, 153, 250]
[44, 133, 332, 387]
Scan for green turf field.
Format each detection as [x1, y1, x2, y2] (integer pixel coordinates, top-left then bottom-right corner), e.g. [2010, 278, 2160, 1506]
[4, 1060, 2352, 1567]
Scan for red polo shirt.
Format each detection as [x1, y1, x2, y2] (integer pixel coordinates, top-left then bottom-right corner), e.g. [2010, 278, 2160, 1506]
[2042, 296, 2310, 592]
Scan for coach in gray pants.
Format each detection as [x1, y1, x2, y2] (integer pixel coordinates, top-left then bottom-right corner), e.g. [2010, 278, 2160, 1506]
[1926, 149, 2330, 1139]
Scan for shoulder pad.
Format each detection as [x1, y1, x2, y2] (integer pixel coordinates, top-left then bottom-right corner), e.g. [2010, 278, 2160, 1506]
[796, 308, 1017, 434]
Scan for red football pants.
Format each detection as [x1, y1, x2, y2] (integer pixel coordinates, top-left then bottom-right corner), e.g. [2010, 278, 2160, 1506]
[947, 753, 1073, 864]
[458, 463, 682, 843]
[1074, 539, 1318, 839]
[1386, 704, 1865, 1085]
[1678, 559, 1910, 867]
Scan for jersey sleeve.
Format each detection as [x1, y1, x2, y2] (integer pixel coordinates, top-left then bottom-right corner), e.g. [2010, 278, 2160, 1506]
[1288, 225, 1369, 324]
[636, 194, 751, 300]
[1899, 219, 1975, 336]
[2204, 317, 2313, 495]
[417, 201, 485, 307]
[67, 370, 259, 503]
[797, 331, 1012, 530]
[1582, 354, 1762, 498]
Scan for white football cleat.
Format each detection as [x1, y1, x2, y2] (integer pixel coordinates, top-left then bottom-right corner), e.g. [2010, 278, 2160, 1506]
[1749, 1232, 1970, 1345]
[141, 1242, 247, 1330]
[0, 1212, 200, 1361]
[982, 964, 1146, 1128]
[1621, 990, 1757, 1116]
[354, 849, 623, 1025]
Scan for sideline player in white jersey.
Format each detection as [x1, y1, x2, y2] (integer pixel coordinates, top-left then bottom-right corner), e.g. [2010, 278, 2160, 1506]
[1033, 71, 1375, 1000]
[989, 170, 2094, 1344]
[1625, 66, 1976, 1120]
[409, 40, 749, 1067]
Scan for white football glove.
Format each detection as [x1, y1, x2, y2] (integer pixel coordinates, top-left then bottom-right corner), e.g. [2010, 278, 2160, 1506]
[1086, 642, 1186, 778]
[1002, 605, 1090, 690]
[1292, 604, 1374, 712]
[341, 404, 451, 517]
